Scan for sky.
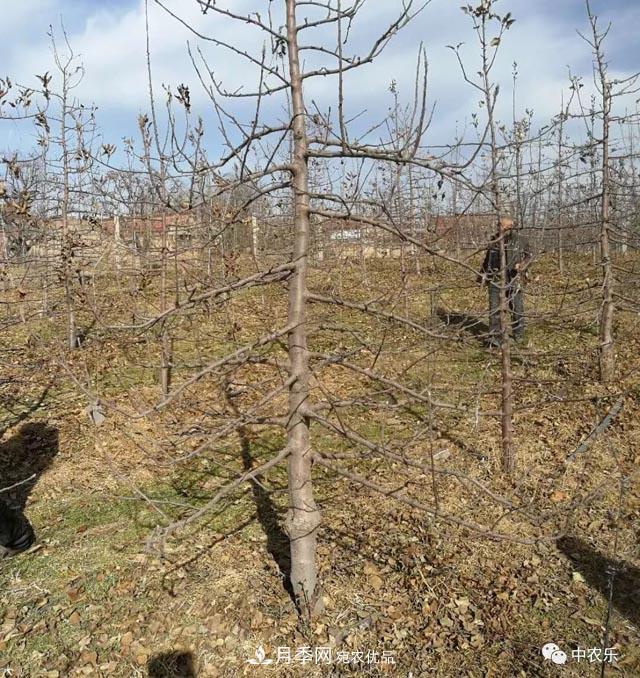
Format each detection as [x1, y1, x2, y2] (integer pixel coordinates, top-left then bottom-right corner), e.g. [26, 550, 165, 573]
[1, 0, 639, 157]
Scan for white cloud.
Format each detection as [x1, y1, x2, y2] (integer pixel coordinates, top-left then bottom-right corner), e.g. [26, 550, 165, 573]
[0, 0, 57, 42]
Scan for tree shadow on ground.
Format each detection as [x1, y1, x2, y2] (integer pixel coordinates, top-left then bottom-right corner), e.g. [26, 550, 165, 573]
[147, 650, 197, 677]
[557, 536, 640, 627]
[237, 424, 294, 601]
[222, 386, 294, 601]
[436, 307, 490, 344]
[435, 426, 487, 461]
[0, 422, 58, 554]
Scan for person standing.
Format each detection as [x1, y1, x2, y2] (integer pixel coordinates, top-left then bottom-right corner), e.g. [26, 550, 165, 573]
[477, 216, 532, 347]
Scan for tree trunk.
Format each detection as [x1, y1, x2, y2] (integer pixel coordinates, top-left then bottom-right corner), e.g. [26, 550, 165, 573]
[599, 87, 615, 382]
[60, 77, 77, 350]
[283, 0, 321, 617]
[499, 237, 515, 476]
[480, 15, 515, 477]
[557, 101, 565, 276]
[160, 333, 173, 396]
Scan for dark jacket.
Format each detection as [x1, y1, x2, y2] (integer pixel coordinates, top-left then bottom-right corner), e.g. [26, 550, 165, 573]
[480, 230, 532, 280]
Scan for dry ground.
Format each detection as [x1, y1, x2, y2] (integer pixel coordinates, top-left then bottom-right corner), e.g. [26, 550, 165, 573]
[0, 251, 639, 677]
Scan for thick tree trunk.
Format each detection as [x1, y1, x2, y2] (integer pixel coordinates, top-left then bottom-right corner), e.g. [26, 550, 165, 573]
[283, 0, 321, 617]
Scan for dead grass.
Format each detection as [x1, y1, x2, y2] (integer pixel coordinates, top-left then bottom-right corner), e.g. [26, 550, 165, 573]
[0, 252, 639, 676]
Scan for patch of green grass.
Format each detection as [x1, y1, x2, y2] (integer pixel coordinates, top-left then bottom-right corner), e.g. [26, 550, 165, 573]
[1, 464, 267, 595]
[4, 497, 140, 584]
[578, 323, 599, 337]
[96, 363, 157, 394]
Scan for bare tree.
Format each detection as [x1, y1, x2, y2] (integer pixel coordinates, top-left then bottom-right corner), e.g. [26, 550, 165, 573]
[454, 0, 518, 475]
[580, 1, 640, 381]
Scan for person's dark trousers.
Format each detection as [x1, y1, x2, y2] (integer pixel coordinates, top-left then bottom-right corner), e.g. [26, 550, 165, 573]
[488, 276, 525, 344]
[0, 499, 35, 557]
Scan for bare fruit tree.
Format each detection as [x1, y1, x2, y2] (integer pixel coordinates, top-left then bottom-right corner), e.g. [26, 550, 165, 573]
[452, 0, 518, 475]
[121, 0, 601, 625]
[579, 1, 640, 382]
[143, 0, 512, 616]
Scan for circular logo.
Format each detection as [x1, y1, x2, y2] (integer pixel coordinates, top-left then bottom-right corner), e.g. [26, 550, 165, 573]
[542, 643, 560, 660]
[551, 650, 568, 665]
